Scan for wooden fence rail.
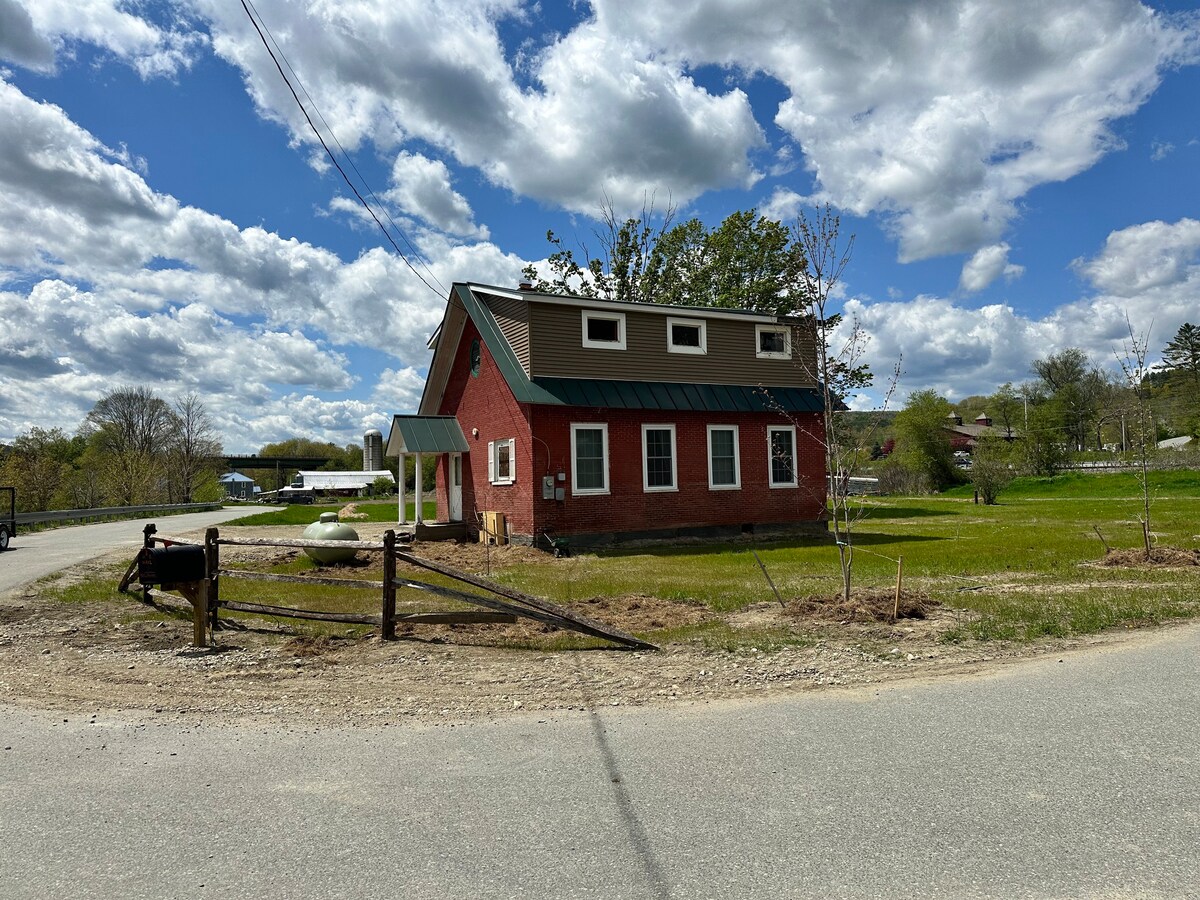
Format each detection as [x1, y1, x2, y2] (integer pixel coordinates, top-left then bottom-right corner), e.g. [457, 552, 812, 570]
[119, 523, 657, 651]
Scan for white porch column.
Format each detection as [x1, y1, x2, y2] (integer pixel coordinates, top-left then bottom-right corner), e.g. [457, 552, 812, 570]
[414, 451, 424, 525]
[397, 452, 407, 524]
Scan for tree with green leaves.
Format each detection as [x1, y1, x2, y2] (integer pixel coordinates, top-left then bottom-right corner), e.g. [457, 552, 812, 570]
[82, 386, 178, 506]
[1161, 322, 1200, 389]
[970, 432, 1015, 504]
[523, 206, 806, 314]
[891, 389, 957, 491]
[1031, 348, 1108, 451]
[0, 427, 82, 512]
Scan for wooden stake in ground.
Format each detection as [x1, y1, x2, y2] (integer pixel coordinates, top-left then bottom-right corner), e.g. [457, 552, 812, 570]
[893, 555, 904, 622]
[752, 550, 785, 608]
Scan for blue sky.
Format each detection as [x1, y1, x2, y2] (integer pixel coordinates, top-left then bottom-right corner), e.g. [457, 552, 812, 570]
[0, 0, 1197, 451]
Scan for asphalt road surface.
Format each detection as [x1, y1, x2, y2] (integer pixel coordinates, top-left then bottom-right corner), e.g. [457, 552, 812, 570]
[0, 508, 280, 596]
[2, 621, 1196, 899]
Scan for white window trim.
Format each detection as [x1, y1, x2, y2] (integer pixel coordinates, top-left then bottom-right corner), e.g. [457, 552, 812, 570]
[581, 310, 627, 350]
[707, 424, 741, 490]
[756, 323, 792, 360]
[666, 316, 707, 355]
[640, 424, 678, 493]
[570, 423, 609, 495]
[767, 425, 798, 488]
[488, 438, 516, 486]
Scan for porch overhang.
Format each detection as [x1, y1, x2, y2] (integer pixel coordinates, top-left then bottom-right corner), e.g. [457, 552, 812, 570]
[385, 415, 470, 455]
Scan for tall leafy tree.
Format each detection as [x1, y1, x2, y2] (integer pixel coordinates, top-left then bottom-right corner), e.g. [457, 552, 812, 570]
[523, 206, 806, 314]
[82, 386, 178, 505]
[1031, 348, 1107, 451]
[1161, 322, 1200, 389]
[167, 394, 222, 503]
[891, 390, 957, 491]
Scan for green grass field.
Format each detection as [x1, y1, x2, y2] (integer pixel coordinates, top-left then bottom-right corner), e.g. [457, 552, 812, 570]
[223, 499, 437, 526]
[49, 471, 1200, 647]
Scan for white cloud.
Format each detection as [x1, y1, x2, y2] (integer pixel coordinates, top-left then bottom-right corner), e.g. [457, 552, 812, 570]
[594, 0, 1198, 260]
[958, 243, 1025, 294]
[6, 0, 205, 77]
[195, 0, 763, 216]
[1151, 140, 1175, 160]
[385, 152, 488, 239]
[1072, 218, 1200, 296]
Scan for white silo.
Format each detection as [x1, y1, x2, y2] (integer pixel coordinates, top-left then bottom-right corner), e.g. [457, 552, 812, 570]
[363, 429, 383, 471]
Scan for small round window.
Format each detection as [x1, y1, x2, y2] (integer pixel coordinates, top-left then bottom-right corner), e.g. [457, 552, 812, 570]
[470, 338, 481, 376]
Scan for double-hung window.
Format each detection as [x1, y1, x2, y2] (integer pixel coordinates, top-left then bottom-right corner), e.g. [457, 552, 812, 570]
[707, 425, 741, 490]
[767, 425, 797, 487]
[571, 424, 609, 495]
[642, 424, 677, 492]
[487, 438, 515, 485]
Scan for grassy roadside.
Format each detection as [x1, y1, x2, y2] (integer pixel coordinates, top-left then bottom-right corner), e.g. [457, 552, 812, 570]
[40, 472, 1200, 649]
[221, 499, 437, 526]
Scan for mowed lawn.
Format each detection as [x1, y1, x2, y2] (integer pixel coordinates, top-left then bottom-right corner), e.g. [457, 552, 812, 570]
[69, 472, 1196, 647]
[491, 470, 1200, 642]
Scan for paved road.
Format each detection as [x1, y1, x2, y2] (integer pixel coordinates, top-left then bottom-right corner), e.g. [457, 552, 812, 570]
[2, 623, 1196, 899]
[0, 508, 279, 596]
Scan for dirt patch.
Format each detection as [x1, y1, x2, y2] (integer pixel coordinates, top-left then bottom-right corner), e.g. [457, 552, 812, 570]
[786, 590, 938, 623]
[1099, 547, 1200, 568]
[0, 526, 1175, 727]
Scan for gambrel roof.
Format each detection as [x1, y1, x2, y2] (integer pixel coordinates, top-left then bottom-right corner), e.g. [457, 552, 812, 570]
[420, 282, 827, 415]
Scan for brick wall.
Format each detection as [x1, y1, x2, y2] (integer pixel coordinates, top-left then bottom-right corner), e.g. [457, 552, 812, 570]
[435, 318, 535, 534]
[529, 406, 826, 538]
[436, 318, 828, 541]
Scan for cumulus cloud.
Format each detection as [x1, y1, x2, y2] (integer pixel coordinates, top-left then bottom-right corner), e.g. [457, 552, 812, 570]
[1072, 218, 1200, 296]
[195, 0, 763, 216]
[4, 0, 204, 77]
[385, 152, 488, 239]
[843, 223, 1200, 407]
[958, 243, 1025, 294]
[0, 0, 55, 70]
[594, 0, 1197, 260]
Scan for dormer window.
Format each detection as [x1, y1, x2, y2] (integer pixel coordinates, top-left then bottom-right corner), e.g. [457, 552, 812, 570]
[582, 310, 626, 349]
[756, 324, 791, 359]
[667, 316, 707, 355]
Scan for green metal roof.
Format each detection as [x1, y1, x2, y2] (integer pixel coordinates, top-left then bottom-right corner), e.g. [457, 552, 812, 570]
[531, 378, 825, 413]
[387, 415, 470, 454]
[451, 284, 561, 406]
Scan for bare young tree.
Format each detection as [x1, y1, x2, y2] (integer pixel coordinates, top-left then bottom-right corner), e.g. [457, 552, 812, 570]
[168, 393, 223, 502]
[793, 205, 899, 603]
[1115, 316, 1155, 558]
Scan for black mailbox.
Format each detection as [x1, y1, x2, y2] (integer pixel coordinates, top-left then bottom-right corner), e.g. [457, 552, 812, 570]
[137, 545, 206, 586]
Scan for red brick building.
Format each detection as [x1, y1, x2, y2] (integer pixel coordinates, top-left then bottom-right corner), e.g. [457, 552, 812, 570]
[387, 282, 829, 547]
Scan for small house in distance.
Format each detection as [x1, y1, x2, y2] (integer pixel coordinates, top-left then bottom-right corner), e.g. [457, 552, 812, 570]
[943, 411, 1017, 450]
[291, 469, 395, 498]
[387, 281, 830, 547]
[219, 471, 257, 500]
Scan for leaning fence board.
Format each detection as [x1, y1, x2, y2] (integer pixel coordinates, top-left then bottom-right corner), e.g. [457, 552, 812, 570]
[395, 551, 657, 651]
[143, 587, 196, 610]
[218, 569, 383, 590]
[217, 598, 381, 625]
[396, 611, 517, 625]
[217, 536, 385, 551]
[396, 577, 580, 631]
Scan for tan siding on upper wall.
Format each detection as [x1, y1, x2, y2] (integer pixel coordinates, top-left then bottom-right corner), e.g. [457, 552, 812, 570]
[528, 303, 817, 387]
[481, 293, 531, 374]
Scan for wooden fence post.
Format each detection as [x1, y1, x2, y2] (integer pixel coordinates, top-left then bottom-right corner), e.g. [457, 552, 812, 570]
[205, 527, 220, 631]
[141, 524, 156, 606]
[382, 529, 397, 640]
[193, 578, 208, 648]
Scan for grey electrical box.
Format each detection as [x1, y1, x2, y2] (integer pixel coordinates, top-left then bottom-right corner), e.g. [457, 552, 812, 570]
[554, 487, 565, 501]
[542, 475, 555, 500]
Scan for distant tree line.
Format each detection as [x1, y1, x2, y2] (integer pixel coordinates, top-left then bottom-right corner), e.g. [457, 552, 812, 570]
[0, 387, 223, 513]
[878, 322, 1200, 498]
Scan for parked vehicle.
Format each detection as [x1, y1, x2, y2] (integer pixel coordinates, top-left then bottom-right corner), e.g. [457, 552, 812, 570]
[1, 487, 15, 551]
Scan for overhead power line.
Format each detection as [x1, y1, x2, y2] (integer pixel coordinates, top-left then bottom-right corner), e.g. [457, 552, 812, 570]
[239, 0, 446, 300]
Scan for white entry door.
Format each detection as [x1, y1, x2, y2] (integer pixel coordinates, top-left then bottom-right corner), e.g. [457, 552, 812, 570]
[449, 453, 463, 521]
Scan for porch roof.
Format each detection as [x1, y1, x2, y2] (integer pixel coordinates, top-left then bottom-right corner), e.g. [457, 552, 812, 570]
[386, 415, 470, 455]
